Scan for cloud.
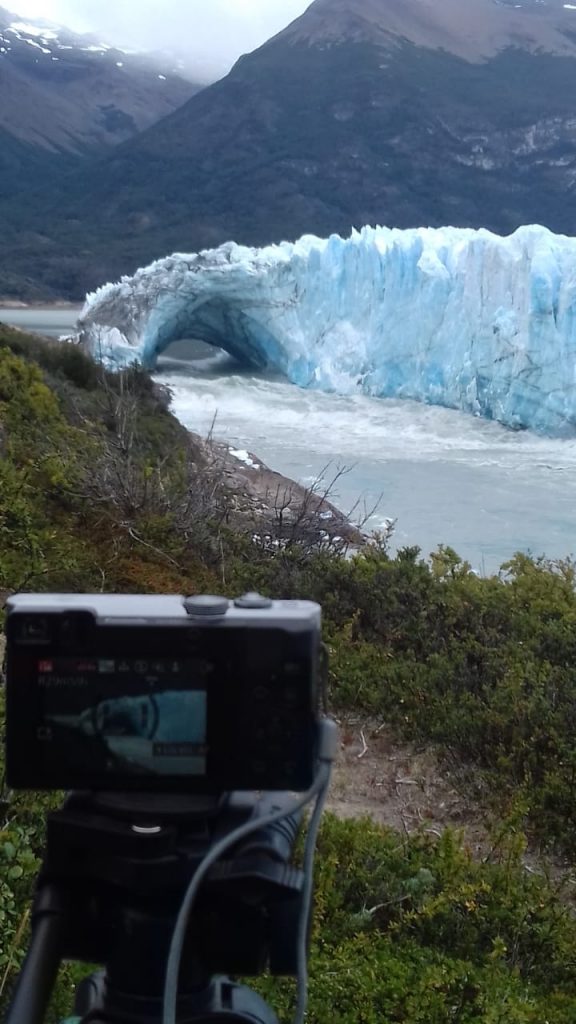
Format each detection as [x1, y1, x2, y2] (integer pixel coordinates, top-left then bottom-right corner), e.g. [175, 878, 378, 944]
[12, 0, 312, 79]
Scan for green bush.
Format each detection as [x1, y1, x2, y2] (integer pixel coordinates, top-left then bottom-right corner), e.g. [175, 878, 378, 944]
[230, 543, 576, 850]
[254, 817, 576, 1022]
[0, 326, 99, 391]
[0, 824, 41, 1001]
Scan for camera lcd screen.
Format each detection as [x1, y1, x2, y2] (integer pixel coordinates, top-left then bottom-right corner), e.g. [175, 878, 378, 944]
[34, 656, 208, 778]
[6, 603, 320, 792]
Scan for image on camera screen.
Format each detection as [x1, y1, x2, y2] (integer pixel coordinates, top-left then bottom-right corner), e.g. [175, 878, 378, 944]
[45, 690, 207, 776]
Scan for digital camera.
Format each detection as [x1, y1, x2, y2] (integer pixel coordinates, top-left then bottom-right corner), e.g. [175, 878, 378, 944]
[5, 593, 321, 793]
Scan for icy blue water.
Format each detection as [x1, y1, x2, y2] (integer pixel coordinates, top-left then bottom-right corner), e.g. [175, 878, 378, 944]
[3, 309, 575, 574]
[154, 344, 576, 574]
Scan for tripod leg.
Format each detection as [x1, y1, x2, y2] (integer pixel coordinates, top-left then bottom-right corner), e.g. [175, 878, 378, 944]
[5, 887, 65, 1024]
[73, 971, 108, 1016]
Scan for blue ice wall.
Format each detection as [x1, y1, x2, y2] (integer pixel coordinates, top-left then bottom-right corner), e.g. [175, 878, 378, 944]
[78, 225, 576, 436]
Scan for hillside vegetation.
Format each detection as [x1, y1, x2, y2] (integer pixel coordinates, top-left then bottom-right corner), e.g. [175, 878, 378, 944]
[1, 324, 576, 1020]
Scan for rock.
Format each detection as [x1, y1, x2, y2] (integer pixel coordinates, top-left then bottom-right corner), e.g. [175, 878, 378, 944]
[197, 436, 367, 552]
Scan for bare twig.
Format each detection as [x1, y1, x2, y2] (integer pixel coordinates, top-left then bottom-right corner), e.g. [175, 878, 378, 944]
[0, 909, 30, 999]
[127, 526, 182, 569]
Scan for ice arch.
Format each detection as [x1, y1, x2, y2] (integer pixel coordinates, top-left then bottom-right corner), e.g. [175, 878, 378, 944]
[78, 260, 295, 373]
[77, 238, 336, 379]
[132, 295, 288, 372]
[78, 226, 576, 436]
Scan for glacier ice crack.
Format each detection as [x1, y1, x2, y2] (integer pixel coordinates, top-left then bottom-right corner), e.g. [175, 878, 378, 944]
[77, 225, 576, 437]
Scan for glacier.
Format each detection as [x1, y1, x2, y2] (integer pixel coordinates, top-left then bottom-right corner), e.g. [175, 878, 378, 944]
[77, 224, 576, 437]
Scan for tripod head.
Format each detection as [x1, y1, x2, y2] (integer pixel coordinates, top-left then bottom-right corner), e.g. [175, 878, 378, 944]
[6, 788, 313, 1024]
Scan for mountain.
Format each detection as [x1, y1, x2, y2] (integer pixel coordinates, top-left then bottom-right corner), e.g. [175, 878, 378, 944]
[0, 6, 200, 201]
[4, 0, 576, 299]
[285, 0, 576, 59]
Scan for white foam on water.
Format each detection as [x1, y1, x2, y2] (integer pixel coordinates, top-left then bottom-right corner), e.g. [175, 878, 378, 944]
[153, 359, 576, 572]
[155, 360, 576, 468]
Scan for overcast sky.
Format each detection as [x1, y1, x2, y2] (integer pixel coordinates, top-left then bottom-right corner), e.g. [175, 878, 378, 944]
[10, 0, 312, 78]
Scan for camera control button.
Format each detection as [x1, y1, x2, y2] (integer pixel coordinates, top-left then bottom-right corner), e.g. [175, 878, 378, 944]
[234, 592, 273, 609]
[184, 596, 229, 616]
[253, 685, 271, 702]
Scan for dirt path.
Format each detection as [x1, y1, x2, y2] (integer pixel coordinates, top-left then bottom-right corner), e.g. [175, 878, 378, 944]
[327, 716, 576, 887]
[328, 716, 487, 851]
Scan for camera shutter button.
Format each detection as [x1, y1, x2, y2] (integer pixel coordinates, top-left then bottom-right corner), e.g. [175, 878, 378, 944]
[184, 596, 229, 616]
[234, 593, 273, 609]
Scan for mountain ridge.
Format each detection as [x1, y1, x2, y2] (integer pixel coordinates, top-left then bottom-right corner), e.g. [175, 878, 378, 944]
[0, 5, 200, 153]
[276, 0, 576, 60]
[3, 0, 576, 298]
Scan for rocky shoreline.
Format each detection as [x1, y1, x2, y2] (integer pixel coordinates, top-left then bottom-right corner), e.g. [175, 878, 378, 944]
[201, 436, 366, 552]
[149, 374, 370, 554]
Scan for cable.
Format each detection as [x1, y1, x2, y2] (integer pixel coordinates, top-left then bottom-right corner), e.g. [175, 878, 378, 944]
[162, 766, 328, 1024]
[162, 719, 338, 1024]
[294, 771, 331, 1024]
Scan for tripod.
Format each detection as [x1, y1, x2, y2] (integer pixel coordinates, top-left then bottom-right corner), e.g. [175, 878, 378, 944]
[5, 790, 309, 1024]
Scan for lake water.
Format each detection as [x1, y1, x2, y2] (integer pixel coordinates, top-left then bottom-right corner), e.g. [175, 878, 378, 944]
[0, 307, 81, 338]
[3, 308, 575, 574]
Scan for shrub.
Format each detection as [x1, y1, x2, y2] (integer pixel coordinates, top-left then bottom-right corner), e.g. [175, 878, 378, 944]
[226, 543, 576, 850]
[255, 817, 576, 1023]
[0, 326, 99, 391]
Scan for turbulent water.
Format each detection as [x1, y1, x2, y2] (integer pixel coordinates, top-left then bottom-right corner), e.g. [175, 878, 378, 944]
[154, 343, 576, 574]
[2, 310, 575, 574]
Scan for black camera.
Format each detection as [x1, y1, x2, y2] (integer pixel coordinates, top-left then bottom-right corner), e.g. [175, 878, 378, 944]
[5, 592, 322, 793]
[4, 593, 333, 1024]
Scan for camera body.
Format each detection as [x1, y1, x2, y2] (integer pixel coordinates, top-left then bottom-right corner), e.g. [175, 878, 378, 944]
[5, 593, 321, 793]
